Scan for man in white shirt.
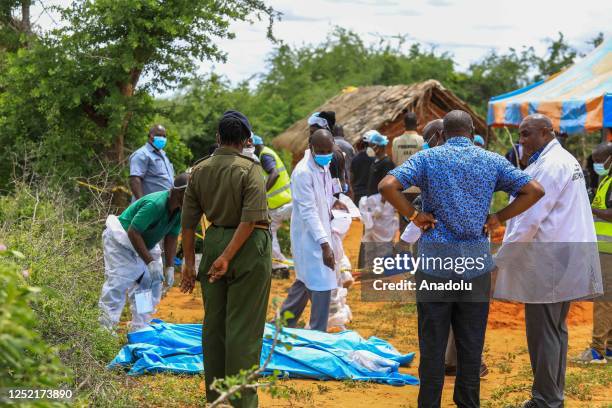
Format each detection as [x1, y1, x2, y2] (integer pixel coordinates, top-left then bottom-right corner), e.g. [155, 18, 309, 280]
[280, 129, 346, 331]
[493, 114, 603, 408]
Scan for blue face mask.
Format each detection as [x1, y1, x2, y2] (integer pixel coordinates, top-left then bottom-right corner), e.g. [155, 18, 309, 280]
[594, 162, 609, 176]
[313, 152, 333, 167]
[152, 135, 167, 150]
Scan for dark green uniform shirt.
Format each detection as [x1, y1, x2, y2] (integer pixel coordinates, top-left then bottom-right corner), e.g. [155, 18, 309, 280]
[182, 146, 269, 229]
[118, 190, 181, 249]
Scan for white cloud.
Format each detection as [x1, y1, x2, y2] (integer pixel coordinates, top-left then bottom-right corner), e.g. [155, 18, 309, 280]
[31, 0, 610, 91]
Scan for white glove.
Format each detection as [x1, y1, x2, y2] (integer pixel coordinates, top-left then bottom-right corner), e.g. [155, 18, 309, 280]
[147, 261, 164, 283]
[165, 267, 175, 288]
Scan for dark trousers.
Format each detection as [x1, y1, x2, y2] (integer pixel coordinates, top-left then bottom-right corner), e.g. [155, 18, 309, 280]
[416, 272, 490, 408]
[200, 227, 272, 408]
[280, 279, 331, 331]
[525, 302, 570, 408]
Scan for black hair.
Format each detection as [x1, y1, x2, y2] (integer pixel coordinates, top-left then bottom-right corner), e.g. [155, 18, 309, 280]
[218, 117, 250, 145]
[319, 111, 336, 130]
[207, 143, 219, 155]
[443, 110, 473, 136]
[403, 112, 418, 130]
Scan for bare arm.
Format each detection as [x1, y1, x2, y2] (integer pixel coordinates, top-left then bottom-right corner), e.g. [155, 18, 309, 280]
[163, 235, 178, 267]
[495, 181, 544, 222]
[180, 228, 197, 293]
[129, 176, 145, 199]
[378, 175, 436, 229]
[593, 208, 612, 222]
[265, 168, 279, 191]
[208, 221, 256, 282]
[484, 180, 545, 233]
[127, 228, 153, 264]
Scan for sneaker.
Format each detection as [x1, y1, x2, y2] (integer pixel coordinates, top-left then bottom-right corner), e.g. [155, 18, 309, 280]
[572, 348, 607, 364]
[606, 348, 612, 361]
[521, 399, 538, 408]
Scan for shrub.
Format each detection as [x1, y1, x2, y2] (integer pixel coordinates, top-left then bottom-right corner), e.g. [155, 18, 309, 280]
[0, 184, 137, 406]
[0, 255, 68, 392]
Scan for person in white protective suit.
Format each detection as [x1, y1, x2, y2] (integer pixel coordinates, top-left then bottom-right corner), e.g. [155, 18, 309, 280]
[328, 195, 358, 330]
[98, 173, 188, 332]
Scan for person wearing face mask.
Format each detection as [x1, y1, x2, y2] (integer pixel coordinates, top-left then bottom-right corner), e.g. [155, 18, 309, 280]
[241, 134, 260, 162]
[180, 110, 271, 408]
[357, 132, 399, 268]
[252, 134, 293, 279]
[572, 142, 612, 365]
[279, 129, 348, 332]
[129, 124, 175, 201]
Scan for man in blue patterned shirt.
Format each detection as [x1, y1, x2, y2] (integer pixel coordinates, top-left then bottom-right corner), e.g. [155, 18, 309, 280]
[380, 110, 544, 408]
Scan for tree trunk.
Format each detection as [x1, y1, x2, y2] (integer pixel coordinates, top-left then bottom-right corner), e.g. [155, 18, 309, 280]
[21, 0, 30, 33]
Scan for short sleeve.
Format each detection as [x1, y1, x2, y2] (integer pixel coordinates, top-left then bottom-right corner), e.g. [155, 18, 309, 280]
[241, 164, 269, 222]
[181, 169, 204, 230]
[168, 217, 181, 237]
[260, 154, 277, 174]
[388, 153, 425, 189]
[494, 156, 532, 196]
[130, 150, 148, 177]
[129, 201, 159, 233]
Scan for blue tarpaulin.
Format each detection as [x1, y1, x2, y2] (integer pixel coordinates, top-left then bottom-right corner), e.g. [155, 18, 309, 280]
[108, 320, 418, 386]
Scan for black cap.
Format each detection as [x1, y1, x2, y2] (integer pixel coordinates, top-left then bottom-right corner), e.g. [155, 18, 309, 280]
[222, 110, 252, 133]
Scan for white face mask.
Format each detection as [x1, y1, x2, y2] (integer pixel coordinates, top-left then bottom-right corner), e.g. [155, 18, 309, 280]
[366, 147, 376, 158]
[242, 147, 256, 156]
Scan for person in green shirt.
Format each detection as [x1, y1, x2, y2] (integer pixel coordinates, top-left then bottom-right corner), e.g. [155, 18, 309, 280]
[98, 173, 188, 332]
[180, 110, 271, 408]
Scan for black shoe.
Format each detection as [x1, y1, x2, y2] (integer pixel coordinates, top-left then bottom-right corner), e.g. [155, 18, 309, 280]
[272, 267, 289, 279]
[521, 399, 538, 408]
[480, 362, 489, 378]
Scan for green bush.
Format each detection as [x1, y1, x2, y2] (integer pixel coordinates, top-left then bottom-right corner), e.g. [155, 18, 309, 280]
[0, 184, 137, 406]
[0, 255, 68, 391]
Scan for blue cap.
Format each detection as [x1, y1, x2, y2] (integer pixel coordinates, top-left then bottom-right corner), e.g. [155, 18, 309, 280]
[251, 134, 263, 145]
[474, 135, 485, 146]
[368, 131, 389, 147]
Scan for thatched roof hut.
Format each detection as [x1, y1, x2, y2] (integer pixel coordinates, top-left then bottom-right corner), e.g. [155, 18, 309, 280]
[273, 80, 487, 158]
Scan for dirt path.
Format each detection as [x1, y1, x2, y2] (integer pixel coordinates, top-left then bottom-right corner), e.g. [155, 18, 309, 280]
[155, 221, 611, 408]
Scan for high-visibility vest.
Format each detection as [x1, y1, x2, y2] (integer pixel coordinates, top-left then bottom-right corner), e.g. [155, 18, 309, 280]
[593, 175, 612, 254]
[259, 146, 292, 210]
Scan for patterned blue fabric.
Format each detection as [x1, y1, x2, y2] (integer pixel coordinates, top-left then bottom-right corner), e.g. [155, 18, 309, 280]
[389, 137, 531, 279]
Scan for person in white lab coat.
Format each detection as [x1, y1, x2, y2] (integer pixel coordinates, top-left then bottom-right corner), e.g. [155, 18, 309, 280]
[493, 114, 603, 408]
[280, 129, 348, 331]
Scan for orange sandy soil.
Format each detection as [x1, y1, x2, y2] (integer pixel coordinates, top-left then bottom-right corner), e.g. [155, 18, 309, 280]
[155, 221, 611, 408]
